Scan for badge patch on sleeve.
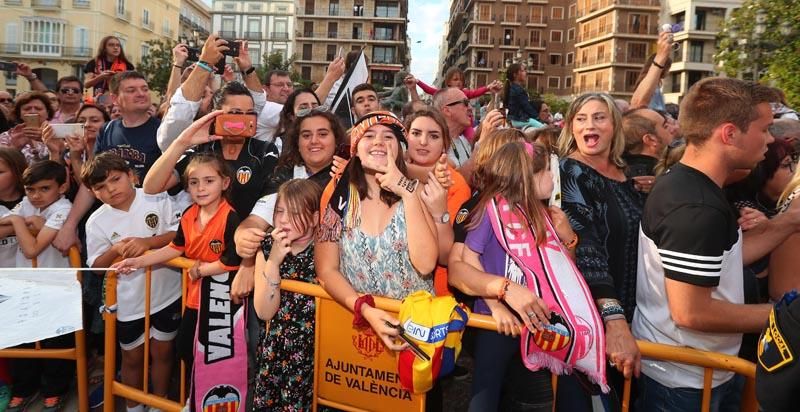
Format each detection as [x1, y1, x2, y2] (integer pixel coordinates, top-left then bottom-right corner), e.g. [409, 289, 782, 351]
[758, 309, 794, 372]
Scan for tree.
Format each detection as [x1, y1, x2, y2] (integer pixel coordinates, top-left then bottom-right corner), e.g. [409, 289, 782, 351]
[715, 0, 800, 107]
[137, 38, 177, 99]
[256, 50, 304, 85]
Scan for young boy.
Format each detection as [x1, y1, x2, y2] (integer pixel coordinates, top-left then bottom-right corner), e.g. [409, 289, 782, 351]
[83, 153, 188, 412]
[0, 160, 74, 411]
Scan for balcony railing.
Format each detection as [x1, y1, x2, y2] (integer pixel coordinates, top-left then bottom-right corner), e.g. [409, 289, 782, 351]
[576, 82, 610, 93]
[576, 0, 659, 17]
[73, 0, 90, 7]
[0, 44, 92, 58]
[218, 30, 236, 38]
[297, 31, 402, 42]
[270, 32, 289, 40]
[577, 25, 613, 42]
[576, 53, 611, 68]
[32, 0, 60, 7]
[4, 0, 22, 5]
[116, 10, 131, 21]
[620, 24, 658, 36]
[243, 32, 263, 40]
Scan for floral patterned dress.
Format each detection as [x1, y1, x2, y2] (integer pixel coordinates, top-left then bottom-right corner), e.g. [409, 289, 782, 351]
[339, 200, 434, 300]
[253, 237, 317, 411]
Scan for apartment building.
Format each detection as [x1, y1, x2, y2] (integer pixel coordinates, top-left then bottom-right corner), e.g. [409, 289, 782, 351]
[180, 0, 211, 43]
[574, 0, 661, 98]
[0, 0, 180, 93]
[211, 0, 294, 68]
[295, 0, 410, 88]
[661, 0, 739, 102]
[440, 0, 577, 97]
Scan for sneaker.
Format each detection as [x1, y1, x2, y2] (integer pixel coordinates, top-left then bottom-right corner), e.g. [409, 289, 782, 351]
[88, 384, 104, 409]
[6, 393, 39, 412]
[41, 395, 65, 412]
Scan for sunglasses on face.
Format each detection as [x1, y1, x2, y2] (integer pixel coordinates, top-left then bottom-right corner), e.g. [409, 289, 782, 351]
[59, 87, 81, 95]
[296, 105, 329, 118]
[446, 98, 470, 107]
[0, 98, 12, 104]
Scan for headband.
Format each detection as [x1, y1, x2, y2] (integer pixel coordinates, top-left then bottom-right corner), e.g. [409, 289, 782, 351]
[349, 111, 407, 157]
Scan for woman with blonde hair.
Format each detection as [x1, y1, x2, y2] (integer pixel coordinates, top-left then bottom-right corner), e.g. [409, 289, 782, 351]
[556, 92, 644, 409]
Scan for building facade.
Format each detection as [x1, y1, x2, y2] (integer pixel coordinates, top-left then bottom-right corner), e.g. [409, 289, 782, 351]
[295, 0, 410, 88]
[180, 0, 212, 44]
[0, 0, 180, 94]
[211, 0, 294, 68]
[660, 0, 739, 103]
[440, 0, 577, 97]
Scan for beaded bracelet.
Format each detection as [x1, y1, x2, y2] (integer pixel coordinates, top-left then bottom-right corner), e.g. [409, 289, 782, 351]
[600, 300, 625, 321]
[562, 233, 579, 250]
[353, 294, 376, 329]
[497, 278, 511, 302]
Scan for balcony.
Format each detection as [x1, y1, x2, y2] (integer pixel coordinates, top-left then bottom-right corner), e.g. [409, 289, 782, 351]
[116, 9, 131, 22]
[575, 53, 611, 68]
[577, 25, 613, 43]
[0, 44, 92, 59]
[218, 31, 236, 39]
[620, 24, 658, 36]
[4, 0, 22, 5]
[270, 32, 289, 40]
[526, 15, 548, 26]
[32, 0, 60, 7]
[576, 0, 659, 19]
[73, 0, 90, 7]
[244, 32, 263, 40]
[576, 82, 610, 93]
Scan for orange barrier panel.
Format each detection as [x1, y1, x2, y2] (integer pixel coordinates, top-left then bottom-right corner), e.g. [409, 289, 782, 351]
[0, 247, 89, 412]
[101, 257, 759, 412]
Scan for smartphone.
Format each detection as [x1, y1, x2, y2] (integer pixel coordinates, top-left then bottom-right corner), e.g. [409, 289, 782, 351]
[335, 143, 351, 160]
[549, 153, 562, 208]
[186, 47, 200, 62]
[215, 59, 227, 75]
[338, 47, 344, 58]
[221, 39, 241, 57]
[0, 61, 16, 72]
[50, 124, 85, 139]
[22, 114, 41, 129]
[211, 113, 257, 139]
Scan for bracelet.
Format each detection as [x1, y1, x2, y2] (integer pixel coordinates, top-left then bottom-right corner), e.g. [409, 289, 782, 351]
[497, 278, 511, 302]
[603, 314, 626, 322]
[263, 272, 281, 299]
[652, 60, 665, 70]
[599, 300, 625, 320]
[241, 66, 256, 75]
[173, 64, 183, 70]
[561, 233, 578, 250]
[25, 73, 38, 81]
[352, 294, 375, 329]
[196, 61, 214, 73]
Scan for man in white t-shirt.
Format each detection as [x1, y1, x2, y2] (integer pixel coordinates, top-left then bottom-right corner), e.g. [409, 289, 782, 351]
[256, 70, 294, 143]
[82, 153, 189, 412]
[632, 78, 782, 410]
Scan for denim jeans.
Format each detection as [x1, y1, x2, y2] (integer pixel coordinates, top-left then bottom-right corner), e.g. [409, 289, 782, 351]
[637, 373, 737, 412]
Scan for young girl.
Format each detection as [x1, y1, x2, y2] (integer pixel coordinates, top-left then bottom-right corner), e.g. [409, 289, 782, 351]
[459, 142, 605, 410]
[0, 147, 26, 267]
[113, 153, 245, 410]
[252, 179, 320, 410]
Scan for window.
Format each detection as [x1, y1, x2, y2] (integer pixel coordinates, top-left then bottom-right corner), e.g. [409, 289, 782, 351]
[305, 0, 315, 15]
[502, 51, 514, 66]
[475, 51, 488, 67]
[479, 4, 491, 21]
[565, 76, 573, 89]
[527, 76, 538, 90]
[303, 22, 314, 37]
[549, 54, 562, 65]
[375, 1, 399, 18]
[503, 29, 514, 46]
[374, 25, 395, 41]
[597, 45, 605, 60]
[528, 53, 540, 70]
[550, 30, 562, 42]
[567, 28, 575, 41]
[477, 28, 489, 44]
[327, 22, 338, 39]
[566, 52, 574, 65]
[22, 18, 65, 56]
[529, 6, 543, 23]
[548, 77, 560, 89]
[477, 73, 488, 86]
[689, 41, 704, 62]
[247, 18, 260, 35]
[142, 9, 150, 26]
[671, 73, 681, 93]
[141, 43, 150, 59]
[373, 46, 395, 63]
[568, 4, 576, 18]
[627, 42, 647, 61]
[116, 0, 125, 14]
[551, 7, 564, 20]
[249, 3, 262, 11]
[528, 30, 541, 46]
[302, 43, 312, 60]
[73, 26, 89, 55]
[329, 0, 339, 15]
[694, 9, 706, 31]
[301, 66, 311, 80]
[221, 17, 235, 32]
[249, 45, 261, 62]
[629, 14, 649, 34]
[222, 3, 235, 10]
[353, 23, 363, 39]
[505, 5, 517, 22]
[625, 70, 639, 90]
[326, 45, 337, 60]
[581, 49, 588, 64]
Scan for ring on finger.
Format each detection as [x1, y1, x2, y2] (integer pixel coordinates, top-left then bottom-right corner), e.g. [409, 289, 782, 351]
[527, 312, 536, 318]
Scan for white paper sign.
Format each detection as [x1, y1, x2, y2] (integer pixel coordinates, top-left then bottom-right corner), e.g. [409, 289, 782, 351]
[0, 269, 83, 349]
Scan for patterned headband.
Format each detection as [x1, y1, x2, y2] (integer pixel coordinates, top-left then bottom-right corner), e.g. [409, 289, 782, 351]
[349, 111, 407, 157]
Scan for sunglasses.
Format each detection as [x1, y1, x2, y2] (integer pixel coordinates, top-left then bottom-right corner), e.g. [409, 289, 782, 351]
[446, 99, 470, 108]
[296, 105, 329, 118]
[59, 87, 81, 94]
[0, 98, 12, 104]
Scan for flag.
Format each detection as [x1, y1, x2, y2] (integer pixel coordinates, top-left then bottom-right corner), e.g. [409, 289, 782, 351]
[329, 49, 369, 129]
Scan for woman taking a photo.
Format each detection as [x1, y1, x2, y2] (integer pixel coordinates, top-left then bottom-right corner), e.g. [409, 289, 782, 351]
[84, 36, 135, 96]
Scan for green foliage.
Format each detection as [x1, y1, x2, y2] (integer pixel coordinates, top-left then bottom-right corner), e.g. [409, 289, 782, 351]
[256, 51, 300, 83]
[137, 38, 176, 98]
[541, 93, 570, 115]
[715, 0, 800, 107]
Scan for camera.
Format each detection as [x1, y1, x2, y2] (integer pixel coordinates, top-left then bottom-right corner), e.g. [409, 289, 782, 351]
[660, 23, 683, 51]
[186, 47, 201, 62]
[221, 39, 241, 57]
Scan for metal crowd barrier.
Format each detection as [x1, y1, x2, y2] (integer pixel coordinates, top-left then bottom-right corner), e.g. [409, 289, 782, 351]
[0, 247, 89, 412]
[100, 257, 758, 412]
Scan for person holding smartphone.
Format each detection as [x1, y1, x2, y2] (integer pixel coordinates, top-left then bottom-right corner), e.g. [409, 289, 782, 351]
[84, 36, 135, 96]
[0, 92, 56, 164]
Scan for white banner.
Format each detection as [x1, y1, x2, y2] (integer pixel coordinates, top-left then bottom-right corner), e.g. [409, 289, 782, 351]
[0, 269, 83, 349]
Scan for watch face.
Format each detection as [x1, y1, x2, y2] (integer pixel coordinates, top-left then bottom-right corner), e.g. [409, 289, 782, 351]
[441, 212, 450, 224]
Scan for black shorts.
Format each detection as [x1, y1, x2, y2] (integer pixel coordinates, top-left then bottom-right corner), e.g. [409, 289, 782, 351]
[117, 298, 182, 350]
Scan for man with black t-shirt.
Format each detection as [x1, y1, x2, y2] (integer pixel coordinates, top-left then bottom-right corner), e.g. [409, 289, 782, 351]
[632, 78, 780, 409]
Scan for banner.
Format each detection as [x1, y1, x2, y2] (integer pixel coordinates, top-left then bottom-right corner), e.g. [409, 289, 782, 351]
[315, 298, 424, 411]
[0, 269, 82, 349]
[329, 50, 370, 129]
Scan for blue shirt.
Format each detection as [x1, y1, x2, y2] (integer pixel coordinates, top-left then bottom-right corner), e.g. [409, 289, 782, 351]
[95, 117, 162, 183]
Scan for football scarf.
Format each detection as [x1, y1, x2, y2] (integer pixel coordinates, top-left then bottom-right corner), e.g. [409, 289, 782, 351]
[192, 272, 248, 412]
[396, 291, 469, 394]
[486, 196, 608, 391]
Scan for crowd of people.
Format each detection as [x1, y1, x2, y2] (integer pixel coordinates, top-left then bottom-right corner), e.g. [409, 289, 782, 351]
[1, 29, 799, 412]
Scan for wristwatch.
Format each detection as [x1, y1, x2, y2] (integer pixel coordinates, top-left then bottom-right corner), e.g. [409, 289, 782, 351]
[241, 66, 256, 76]
[435, 212, 450, 224]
